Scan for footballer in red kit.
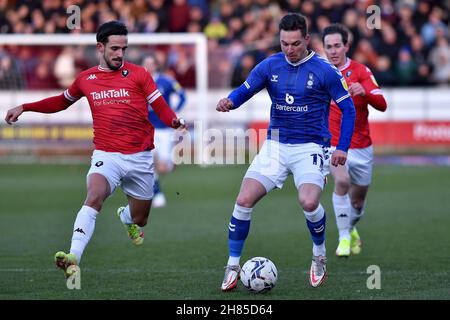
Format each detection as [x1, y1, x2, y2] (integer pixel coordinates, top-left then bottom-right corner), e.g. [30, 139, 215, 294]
[4, 21, 186, 279]
[322, 24, 387, 257]
[64, 61, 164, 154]
[328, 59, 386, 149]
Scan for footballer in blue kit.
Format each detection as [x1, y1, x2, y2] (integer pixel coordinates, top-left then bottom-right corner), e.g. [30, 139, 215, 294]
[217, 13, 356, 290]
[143, 55, 186, 208]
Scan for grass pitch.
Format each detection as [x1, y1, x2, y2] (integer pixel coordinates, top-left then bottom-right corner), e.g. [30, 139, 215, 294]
[0, 163, 449, 299]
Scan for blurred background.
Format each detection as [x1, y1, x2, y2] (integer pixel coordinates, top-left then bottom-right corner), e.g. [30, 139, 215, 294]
[0, 0, 450, 161]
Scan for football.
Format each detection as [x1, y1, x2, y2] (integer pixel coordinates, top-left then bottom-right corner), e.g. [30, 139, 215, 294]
[240, 257, 277, 293]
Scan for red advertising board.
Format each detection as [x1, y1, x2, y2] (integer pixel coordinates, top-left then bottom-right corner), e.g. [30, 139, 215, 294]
[371, 121, 450, 145]
[249, 121, 450, 147]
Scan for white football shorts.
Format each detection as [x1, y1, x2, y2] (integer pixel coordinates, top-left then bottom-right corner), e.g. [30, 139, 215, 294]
[87, 150, 155, 200]
[323, 145, 373, 186]
[244, 140, 326, 192]
[153, 128, 175, 170]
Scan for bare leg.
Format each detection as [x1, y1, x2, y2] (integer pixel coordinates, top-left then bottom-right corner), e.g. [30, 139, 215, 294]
[127, 195, 152, 227]
[349, 184, 369, 227]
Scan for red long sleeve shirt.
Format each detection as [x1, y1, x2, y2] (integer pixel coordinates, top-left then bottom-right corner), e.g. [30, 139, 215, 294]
[23, 62, 177, 154]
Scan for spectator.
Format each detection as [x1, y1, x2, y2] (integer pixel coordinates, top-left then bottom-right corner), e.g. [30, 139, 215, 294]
[429, 37, 450, 84]
[169, 46, 196, 88]
[204, 16, 228, 41]
[421, 6, 449, 48]
[189, 6, 208, 30]
[372, 55, 397, 86]
[169, 0, 191, 33]
[395, 47, 417, 85]
[413, 0, 431, 31]
[0, 0, 449, 88]
[148, 0, 169, 32]
[0, 53, 24, 89]
[139, 12, 159, 33]
[379, 24, 400, 64]
[354, 39, 378, 70]
[188, 0, 209, 18]
[54, 46, 76, 88]
[230, 52, 255, 87]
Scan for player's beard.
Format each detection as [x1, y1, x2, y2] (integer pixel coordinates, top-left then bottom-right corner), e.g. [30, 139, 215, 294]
[104, 54, 122, 71]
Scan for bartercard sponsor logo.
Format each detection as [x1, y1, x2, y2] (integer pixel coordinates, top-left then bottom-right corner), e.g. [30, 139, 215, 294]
[275, 103, 308, 112]
[90, 89, 130, 100]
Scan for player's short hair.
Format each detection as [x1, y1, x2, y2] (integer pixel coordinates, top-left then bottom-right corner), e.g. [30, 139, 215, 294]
[322, 24, 350, 45]
[279, 13, 308, 36]
[96, 21, 128, 44]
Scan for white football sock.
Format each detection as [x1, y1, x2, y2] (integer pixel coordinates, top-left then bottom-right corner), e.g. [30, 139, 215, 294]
[119, 205, 133, 225]
[313, 242, 326, 257]
[332, 193, 351, 241]
[227, 256, 241, 266]
[70, 205, 98, 263]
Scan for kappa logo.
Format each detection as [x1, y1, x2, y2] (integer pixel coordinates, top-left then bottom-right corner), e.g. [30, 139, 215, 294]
[86, 74, 97, 80]
[338, 214, 348, 218]
[271, 75, 278, 82]
[74, 228, 85, 235]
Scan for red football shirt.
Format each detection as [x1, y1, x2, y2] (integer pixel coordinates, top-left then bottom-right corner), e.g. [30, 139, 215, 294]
[329, 59, 386, 149]
[65, 62, 162, 154]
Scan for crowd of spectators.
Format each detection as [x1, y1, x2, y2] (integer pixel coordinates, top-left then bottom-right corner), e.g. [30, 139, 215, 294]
[0, 0, 449, 90]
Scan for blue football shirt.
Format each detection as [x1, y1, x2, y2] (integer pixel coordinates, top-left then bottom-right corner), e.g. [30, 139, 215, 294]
[228, 51, 355, 151]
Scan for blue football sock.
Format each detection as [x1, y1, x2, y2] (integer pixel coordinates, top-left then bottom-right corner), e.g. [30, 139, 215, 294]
[304, 204, 326, 246]
[228, 204, 252, 264]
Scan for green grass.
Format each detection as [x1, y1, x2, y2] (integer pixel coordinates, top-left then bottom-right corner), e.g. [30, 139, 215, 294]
[0, 164, 449, 299]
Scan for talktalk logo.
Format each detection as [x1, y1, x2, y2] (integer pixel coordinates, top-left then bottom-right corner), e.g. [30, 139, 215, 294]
[90, 89, 130, 100]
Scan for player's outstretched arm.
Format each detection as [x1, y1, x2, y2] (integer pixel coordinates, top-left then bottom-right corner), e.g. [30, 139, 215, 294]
[216, 98, 234, 112]
[5, 105, 24, 125]
[5, 93, 74, 126]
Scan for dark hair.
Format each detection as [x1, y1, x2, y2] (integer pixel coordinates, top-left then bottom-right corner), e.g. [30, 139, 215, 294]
[96, 21, 128, 44]
[322, 24, 349, 45]
[279, 13, 308, 36]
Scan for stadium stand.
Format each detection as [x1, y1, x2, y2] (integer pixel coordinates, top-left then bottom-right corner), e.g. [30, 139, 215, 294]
[0, 0, 449, 89]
